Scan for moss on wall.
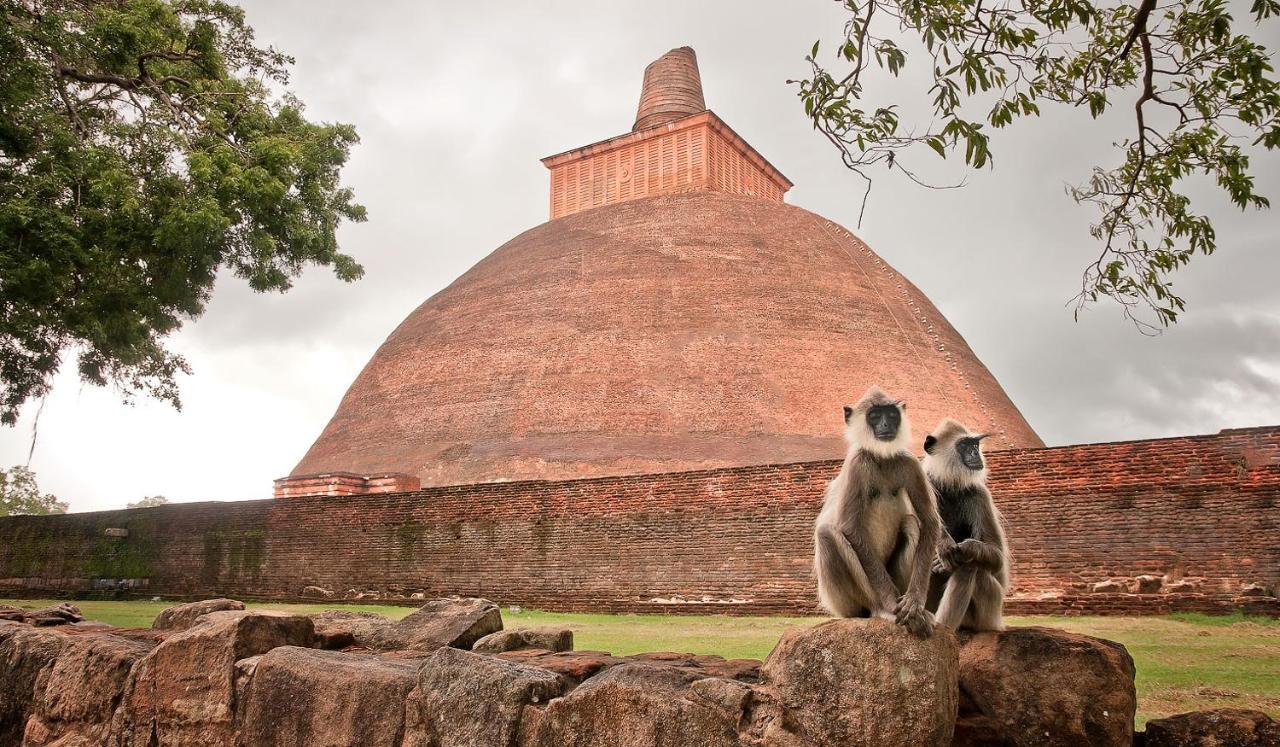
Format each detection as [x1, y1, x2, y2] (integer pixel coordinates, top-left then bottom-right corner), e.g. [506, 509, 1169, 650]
[76, 515, 164, 580]
[393, 521, 426, 561]
[1, 524, 60, 576]
[82, 536, 155, 578]
[202, 529, 266, 584]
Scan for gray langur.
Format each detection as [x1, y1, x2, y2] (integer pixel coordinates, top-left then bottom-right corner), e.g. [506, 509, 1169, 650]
[813, 386, 942, 637]
[923, 419, 1009, 631]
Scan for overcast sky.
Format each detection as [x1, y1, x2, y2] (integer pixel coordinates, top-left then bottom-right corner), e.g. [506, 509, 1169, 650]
[2, 1, 1277, 512]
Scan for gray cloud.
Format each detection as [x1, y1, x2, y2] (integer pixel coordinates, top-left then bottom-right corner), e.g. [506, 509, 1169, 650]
[1, 0, 1276, 510]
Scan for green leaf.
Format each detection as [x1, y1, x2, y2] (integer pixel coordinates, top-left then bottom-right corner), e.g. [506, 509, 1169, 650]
[0, 0, 366, 424]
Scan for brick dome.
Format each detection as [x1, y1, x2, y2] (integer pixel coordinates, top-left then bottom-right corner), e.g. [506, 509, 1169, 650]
[292, 192, 1042, 487]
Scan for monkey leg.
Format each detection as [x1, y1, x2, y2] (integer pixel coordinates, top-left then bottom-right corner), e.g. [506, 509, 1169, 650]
[935, 566, 978, 631]
[964, 570, 1006, 632]
[887, 517, 921, 595]
[815, 525, 888, 618]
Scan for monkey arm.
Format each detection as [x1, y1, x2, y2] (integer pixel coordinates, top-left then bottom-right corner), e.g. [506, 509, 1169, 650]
[955, 539, 1003, 571]
[938, 525, 958, 551]
[954, 486, 1006, 572]
[895, 465, 942, 637]
[932, 527, 958, 574]
[903, 468, 942, 600]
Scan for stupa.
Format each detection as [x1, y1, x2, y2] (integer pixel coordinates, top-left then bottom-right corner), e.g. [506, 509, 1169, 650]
[284, 47, 1042, 494]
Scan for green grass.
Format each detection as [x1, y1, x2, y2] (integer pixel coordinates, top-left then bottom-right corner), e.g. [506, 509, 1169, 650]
[1025, 614, 1280, 726]
[6, 599, 1276, 726]
[504, 610, 822, 661]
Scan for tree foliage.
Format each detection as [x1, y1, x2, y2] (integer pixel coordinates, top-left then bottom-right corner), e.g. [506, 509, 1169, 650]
[0, 0, 367, 424]
[126, 494, 167, 508]
[797, 0, 1279, 330]
[0, 464, 67, 516]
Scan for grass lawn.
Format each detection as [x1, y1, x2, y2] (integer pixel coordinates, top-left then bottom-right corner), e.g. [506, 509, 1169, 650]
[5, 599, 1276, 726]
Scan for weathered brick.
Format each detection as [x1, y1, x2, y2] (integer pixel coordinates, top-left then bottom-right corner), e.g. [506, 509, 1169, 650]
[0, 428, 1275, 617]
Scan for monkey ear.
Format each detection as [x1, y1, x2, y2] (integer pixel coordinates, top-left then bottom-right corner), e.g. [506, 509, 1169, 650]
[842, 405, 854, 423]
[975, 433, 991, 441]
[923, 435, 937, 454]
[897, 400, 907, 411]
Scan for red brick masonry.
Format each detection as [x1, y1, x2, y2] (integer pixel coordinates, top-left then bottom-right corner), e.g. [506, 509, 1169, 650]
[291, 192, 1044, 489]
[274, 472, 421, 499]
[2, 427, 1276, 616]
[541, 45, 791, 220]
[542, 110, 791, 220]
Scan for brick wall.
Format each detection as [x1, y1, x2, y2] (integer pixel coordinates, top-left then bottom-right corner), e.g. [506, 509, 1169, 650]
[1, 427, 1276, 616]
[274, 472, 420, 498]
[542, 112, 790, 220]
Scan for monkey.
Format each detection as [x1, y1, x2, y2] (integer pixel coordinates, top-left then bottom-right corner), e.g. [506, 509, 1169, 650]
[813, 386, 942, 637]
[922, 419, 1009, 632]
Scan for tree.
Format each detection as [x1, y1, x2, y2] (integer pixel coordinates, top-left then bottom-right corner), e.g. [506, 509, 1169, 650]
[0, 0, 367, 425]
[127, 494, 168, 508]
[796, 0, 1279, 330]
[0, 465, 68, 516]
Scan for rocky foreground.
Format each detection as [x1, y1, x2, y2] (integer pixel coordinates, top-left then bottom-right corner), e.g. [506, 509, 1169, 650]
[0, 599, 1275, 746]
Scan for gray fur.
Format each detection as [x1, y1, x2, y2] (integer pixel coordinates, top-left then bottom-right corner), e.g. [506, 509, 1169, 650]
[924, 419, 1009, 632]
[814, 387, 942, 638]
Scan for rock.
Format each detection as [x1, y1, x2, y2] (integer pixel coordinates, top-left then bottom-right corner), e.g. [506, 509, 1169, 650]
[631, 652, 760, 681]
[114, 610, 315, 746]
[1133, 575, 1164, 594]
[0, 605, 25, 622]
[1163, 580, 1201, 594]
[237, 646, 419, 747]
[302, 585, 335, 598]
[391, 597, 502, 651]
[493, 648, 762, 692]
[23, 603, 84, 627]
[22, 630, 157, 746]
[529, 662, 744, 747]
[1091, 580, 1126, 593]
[473, 626, 573, 654]
[233, 654, 261, 716]
[0, 622, 68, 744]
[151, 598, 246, 632]
[1142, 708, 1280, 746]
[496, 649, 628, 687]
[951, 712, 1013, 747]
[310, 609, 389, 649]
[688, 677, 753, 717]
[761, 618, 958, 747]
[403, 646, 562, 747]
[470, 630, 523, 654]
[313, 598, 501, 653]
[958, 626, 1136, 747]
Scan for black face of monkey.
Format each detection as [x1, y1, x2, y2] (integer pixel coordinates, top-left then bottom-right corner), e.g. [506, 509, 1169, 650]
[956, 436, 986, 470]
[865, 404, 902, 441]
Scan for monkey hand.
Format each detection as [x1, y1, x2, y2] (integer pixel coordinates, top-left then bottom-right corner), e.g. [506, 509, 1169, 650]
[938, 542, 967, 568]
[893, 594, 934, 638]
[954, 539, 988, 565]
[932, 553, 954, 574]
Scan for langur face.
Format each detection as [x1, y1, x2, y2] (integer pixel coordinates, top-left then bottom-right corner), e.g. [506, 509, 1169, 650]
[956, 435, 988, 470]
[865, 404, 902, 441]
